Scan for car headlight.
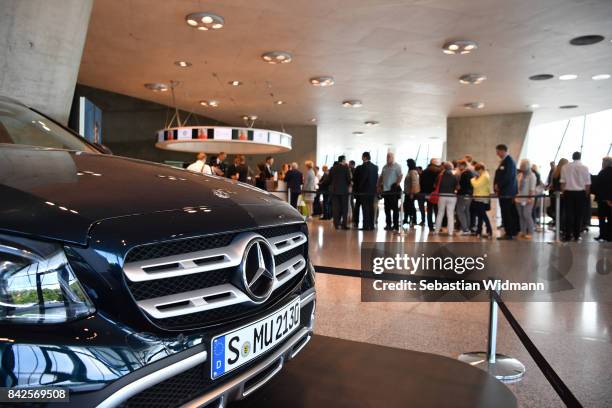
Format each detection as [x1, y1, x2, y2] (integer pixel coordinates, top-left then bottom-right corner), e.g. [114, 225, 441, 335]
[0, 238, 95, 324]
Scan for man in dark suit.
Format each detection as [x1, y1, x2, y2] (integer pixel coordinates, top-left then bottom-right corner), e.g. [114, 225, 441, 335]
[353, 152, 379, 230]
[328, 155, 352, 229]
[494, 144, 519, 239]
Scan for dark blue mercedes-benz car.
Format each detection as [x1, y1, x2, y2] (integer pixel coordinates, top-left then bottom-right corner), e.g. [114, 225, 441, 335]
[0, 96, 316, 407]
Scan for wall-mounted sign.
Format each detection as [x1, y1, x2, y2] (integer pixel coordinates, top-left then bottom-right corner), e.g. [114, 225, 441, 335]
[155, 126, 292, 154]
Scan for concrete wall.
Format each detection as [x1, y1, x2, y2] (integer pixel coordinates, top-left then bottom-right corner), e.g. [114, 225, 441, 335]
[0, 0, 93, 124]
[446, 112, 533, 171]
[70, 85, 225, 163]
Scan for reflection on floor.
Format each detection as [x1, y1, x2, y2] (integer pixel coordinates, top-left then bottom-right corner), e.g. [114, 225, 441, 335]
[307, 214, 611, 408]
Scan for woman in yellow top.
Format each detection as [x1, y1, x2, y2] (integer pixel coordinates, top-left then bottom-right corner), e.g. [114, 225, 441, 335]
[470, 163, 493, 238]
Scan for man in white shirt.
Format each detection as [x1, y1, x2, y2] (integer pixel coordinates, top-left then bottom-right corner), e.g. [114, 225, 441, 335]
[377, 152, 403, 231]
[187, 152, 212, 175]
[560, 151, 591, 241]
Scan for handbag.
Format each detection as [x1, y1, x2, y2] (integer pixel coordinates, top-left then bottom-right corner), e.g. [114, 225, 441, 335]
[429, 173, 442, 205]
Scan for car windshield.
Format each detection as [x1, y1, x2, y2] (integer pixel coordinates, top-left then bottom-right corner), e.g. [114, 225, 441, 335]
[0, 99, 97, 153]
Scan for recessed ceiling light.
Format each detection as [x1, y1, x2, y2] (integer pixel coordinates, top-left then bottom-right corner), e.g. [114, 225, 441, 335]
[527, 104, 540, 109]
[342, 100, 362, 108]
[364, 121, 379, 126]
[559, 74, 578, 81]
[592, 74, 610, 80]
[463, 102, 485, 109]
[274, 100, 285, 105]
[200, 100, 219, 107]
[228, 80, 242, 86]
[559, 105, 578, 109]
[309, 76, 335, 87]
[185, 12, 224, 30]
[242, 115, 258, 120]
[459, 73, 487, 84]
[529, 74, 554, 81]
[310, 118, 317, 123]
[261, 51, 293, 64]
[174, 60, 192, 68]
[353, 131, 364, 135]
[569, 35, 604, 46]
[144, 83, 169, 92]
[442, 40, 478, 55]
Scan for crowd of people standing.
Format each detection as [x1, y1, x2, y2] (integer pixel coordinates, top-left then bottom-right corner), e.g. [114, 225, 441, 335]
[186, 147, 612, 242]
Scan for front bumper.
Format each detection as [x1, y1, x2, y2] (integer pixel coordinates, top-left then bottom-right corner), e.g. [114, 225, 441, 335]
[100, 290, 315, 408]
[0, 289, 315, 408]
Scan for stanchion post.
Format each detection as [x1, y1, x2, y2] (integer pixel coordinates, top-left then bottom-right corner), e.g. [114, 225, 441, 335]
[287, 187, 291, 204]
[555, 191, 561, 242]
[458, 287, 526, 382]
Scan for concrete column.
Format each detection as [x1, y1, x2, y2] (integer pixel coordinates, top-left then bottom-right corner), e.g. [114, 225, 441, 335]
[446, 113, 533, 170]
[0, 0, 93, 124]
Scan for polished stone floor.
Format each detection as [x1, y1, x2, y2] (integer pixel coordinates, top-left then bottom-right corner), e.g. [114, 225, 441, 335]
[307, 209, 611, 408]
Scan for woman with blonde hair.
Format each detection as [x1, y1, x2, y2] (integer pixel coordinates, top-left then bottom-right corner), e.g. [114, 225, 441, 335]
[471, 163, 493, 238]
[303, 160, 317, 219]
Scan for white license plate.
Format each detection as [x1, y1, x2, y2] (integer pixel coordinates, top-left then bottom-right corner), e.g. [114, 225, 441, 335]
[210, 298, 300, 379]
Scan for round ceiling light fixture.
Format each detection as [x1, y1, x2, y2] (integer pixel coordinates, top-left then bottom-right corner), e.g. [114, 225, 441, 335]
[261, 51, 293, 64]
[174, 60, 192, 68]
[559, 74, 578, 80]
[569, 35, 604, 46]
[527, 104, 540, 109]
[274, 100, 285, 105]
[353, 131, 364, 135]
[310, 118, 317, 122]
[200, 100, 219, 107]
[559, 105, 578, 109]
[459, 73, 487, 84]
[592, 74, 610, 80]
[529, 74, 554, 81]
[342, 100, 363, 108]
[309, 76, 335, 87]
[463, 102, 485, 109]
[364, 121, 379, 127]
[144, 83, 169, 92]
[185, 12, 224, 31]
[228, 80, 242, 86]
[442, 40, 478, 55]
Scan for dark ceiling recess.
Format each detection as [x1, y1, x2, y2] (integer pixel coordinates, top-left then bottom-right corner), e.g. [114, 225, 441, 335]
[529, 74, 554, 80]
[569, 35, 605, 45]
[559, 105, 579, 109]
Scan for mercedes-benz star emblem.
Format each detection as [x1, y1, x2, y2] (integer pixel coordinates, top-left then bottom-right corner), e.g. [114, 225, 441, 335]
[212, 188, 232, 199]
[241, 238, 275, 302]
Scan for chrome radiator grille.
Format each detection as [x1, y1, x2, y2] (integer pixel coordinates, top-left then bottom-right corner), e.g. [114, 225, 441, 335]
[122, 224, 308, 330]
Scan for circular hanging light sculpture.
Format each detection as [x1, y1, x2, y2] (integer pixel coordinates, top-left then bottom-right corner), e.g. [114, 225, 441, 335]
[185, 12, 224, 31]
[155, 126, 292, 154]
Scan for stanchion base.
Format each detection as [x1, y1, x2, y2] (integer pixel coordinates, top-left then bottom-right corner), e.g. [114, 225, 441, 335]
[458, 352, 525, 382]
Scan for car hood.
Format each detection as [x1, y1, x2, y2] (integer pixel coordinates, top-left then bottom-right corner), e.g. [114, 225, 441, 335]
[0, 146, 298, 245]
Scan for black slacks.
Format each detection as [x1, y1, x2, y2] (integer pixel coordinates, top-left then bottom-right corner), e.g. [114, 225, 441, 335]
[499, 197, 519, 237]
[597, 200, 611, 241]
[332, 194, 349, 228]
[361, 195, 375, 229]
[384, 192, 400, 229]
[563, 190, 587, 240]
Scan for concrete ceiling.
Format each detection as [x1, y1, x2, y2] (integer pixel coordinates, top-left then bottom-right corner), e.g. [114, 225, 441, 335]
[78, 0, 612, 152]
